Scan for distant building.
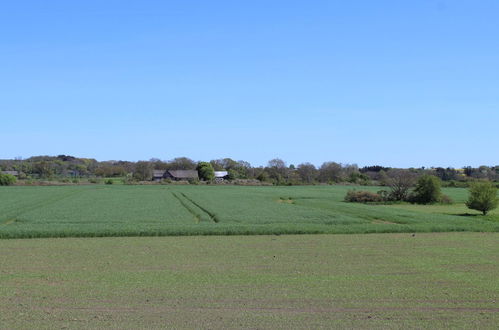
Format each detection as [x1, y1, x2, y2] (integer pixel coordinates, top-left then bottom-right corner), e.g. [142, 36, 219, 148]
[152, 170, 199, 181]
[1, 171, 18, 177]
[214, 171, 229, 182]
[152, 170, 167, 181]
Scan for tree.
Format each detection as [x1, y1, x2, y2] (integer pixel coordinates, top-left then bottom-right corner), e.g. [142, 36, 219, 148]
[465, 181, 498, 215]
[197, 162, 215, 181]
[266, 158, 288, 183]
[297, 163, 318, 183]
[318, 162, 343, 183]
[386, 169, 417, 201]
[133, 161, 153, 181]
[168, 157, 196, 170]
[210, 158, 250, 179]
[412, 175, 441, 204]
[33, 160, 54, 178]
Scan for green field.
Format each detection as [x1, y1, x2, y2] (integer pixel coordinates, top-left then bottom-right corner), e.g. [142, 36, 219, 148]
[1, 233, 497, 329]
[1, 185, 498, 238]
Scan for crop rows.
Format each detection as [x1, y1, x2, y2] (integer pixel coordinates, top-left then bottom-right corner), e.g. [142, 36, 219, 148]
[0, 185, 497, 239]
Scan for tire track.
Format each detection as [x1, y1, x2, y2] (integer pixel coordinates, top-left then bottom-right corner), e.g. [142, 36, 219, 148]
[170, 192, 203, 223]
[180, 193, 219, 223]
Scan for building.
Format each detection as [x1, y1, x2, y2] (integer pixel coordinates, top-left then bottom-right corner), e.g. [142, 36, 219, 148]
[152, 170, 199, 181]
[152, 170, 167, 181]
[1, 171, 19, 177]
[214, 171, 229, 182]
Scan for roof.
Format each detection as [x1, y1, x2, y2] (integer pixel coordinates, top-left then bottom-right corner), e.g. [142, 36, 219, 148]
[168, 170, 199, 179]
[214, 171, 228, 178]
[152, 170, 166, 178]
[1, 171, 18, 176]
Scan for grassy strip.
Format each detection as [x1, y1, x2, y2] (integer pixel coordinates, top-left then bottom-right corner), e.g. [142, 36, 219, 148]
[0, 222, 496, 239]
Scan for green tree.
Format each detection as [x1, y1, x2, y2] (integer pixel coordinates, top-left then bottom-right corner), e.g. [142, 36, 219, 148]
[197, 162, 215, 181]
[412, 175, 441, 204]
[465, 181, 498, 215]
[0, 173, 17, 186]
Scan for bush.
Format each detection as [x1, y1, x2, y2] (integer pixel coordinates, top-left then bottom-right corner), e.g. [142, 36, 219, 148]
[0, 173, 17, 186]
[105, 179, 113, 185]
[188, 178, 200, 185]
[465, 181, 498, 215]
[122, 174, 136, 185]
[442, 180, 468, 188]
[440, 194, 453, 204]
[411, 175, 442, 204]
[344, 190, 384, 203]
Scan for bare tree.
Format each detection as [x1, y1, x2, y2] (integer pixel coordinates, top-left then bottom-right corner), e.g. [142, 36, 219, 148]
[318, 162, 343, 183]
[297, 163, 318, 183]
[266, 158, 288, 182]
[386, 169, 417, 201]
[168, 157, 196, 170]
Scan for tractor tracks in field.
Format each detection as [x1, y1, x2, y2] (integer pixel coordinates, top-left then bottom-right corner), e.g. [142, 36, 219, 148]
[0, 188, 87, 225]
[171, 192, 219, 224]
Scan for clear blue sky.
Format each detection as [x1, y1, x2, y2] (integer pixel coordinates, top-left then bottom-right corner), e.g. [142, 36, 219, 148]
[1, 1, 497, 168]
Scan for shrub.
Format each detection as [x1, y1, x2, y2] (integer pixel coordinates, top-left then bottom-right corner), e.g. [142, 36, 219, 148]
[105, 179, 113, 185]
[442, 180, 468, 188]
[188, 178, 200, 185]
[465, 181, 498, 215]
[344, 190, 384, 203]
[440, 194, 453, 205]
[411, 175, 442, 204]
[88, 178, 99, 184]
[72, 179, 79, 184]
[122, 174, 135, 185]
[0, 173, 17, 186]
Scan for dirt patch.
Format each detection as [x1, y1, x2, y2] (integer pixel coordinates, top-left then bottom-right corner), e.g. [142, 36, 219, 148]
[372, 219, 397, 224]
[2, 218, 17, 225]
[277, 197, 295, 204]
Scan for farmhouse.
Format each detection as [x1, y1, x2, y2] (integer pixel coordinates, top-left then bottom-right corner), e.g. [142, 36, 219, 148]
[1, 170, 18, 177]
[152, 170, 199, 181]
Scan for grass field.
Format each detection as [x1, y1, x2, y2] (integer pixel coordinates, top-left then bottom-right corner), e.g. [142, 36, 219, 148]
[0, 185, 498, 239]
[0, 233, 497, 329]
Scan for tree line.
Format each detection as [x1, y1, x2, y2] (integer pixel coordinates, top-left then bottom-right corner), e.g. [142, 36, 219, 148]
[0, 155, 498, 185]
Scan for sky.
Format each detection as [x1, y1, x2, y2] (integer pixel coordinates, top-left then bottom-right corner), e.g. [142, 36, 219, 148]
[0, 0, 498, 168]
